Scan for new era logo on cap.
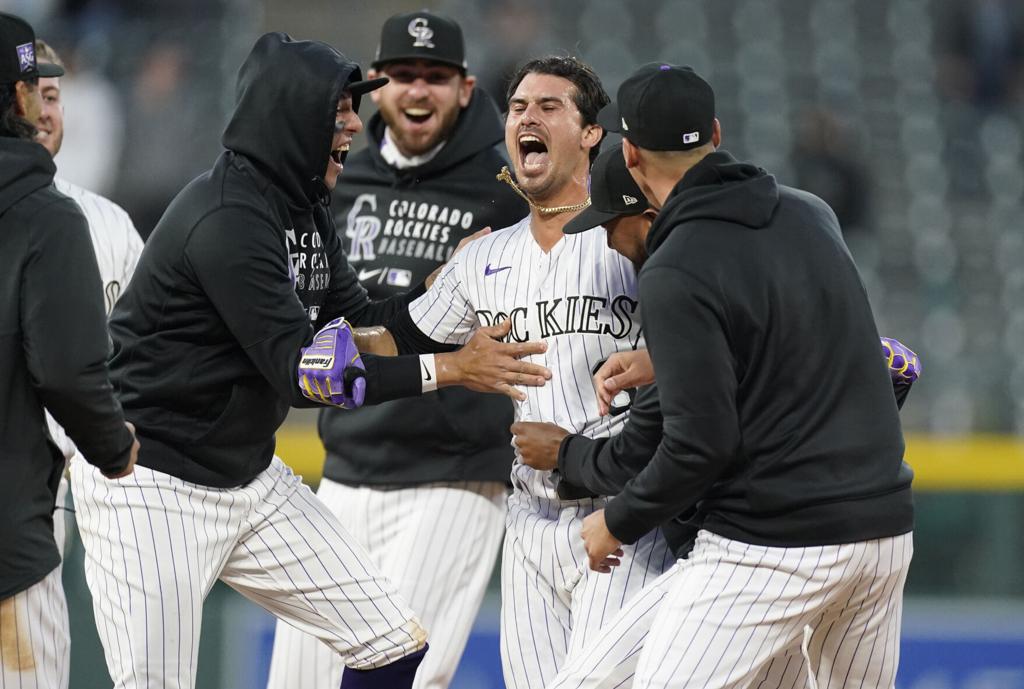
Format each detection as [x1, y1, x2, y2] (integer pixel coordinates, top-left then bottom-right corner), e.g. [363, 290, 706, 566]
[407, 17, 434, 48]
[563, 144, 651, 235]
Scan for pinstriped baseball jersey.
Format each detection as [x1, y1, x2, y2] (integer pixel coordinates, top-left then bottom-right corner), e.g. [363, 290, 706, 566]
[409, 216, 643, 500]
[54, 178, 143, 315]
[45, 179, 143, 462]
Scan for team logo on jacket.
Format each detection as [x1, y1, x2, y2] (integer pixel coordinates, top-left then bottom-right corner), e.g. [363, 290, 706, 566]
[408, 17, 435, 48]
[285, 226, 330, 319]
[346, 194, 382, 261]
[341, 194, 471, 265]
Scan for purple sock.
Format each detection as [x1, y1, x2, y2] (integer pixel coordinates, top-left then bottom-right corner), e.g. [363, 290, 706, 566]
[340, 645, 428, 689]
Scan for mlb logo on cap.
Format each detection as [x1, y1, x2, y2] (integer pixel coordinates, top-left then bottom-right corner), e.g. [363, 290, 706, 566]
[597, 63, 715, 152]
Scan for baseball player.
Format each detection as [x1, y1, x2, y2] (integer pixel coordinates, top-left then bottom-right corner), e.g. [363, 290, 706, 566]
[32, 38, 145, 560]
[68, 32, 549, 689]
[566, 63, 915, 689]
[351, 56, 676, 688]
[511, 143, 922, 689]
[267, 11, 526, 689]
[0, 13, 140, 689]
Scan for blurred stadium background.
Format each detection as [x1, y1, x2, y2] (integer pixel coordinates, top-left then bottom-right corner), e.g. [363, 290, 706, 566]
[5, 0, 1023, 686]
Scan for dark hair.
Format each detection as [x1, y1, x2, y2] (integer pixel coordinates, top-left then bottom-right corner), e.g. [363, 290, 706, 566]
[0, 80, 38, 141]
[506, 55, 609, 163]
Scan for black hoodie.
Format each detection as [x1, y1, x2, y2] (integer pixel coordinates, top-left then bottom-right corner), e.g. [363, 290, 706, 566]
[603, 151, 914, 548]
[320, 92, 526, 486]
[0, 138, 134, 598]
[108, 34, 419, 488]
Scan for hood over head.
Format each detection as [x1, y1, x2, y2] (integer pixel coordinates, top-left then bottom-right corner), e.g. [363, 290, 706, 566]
[647, 150, 780, 253]
[222, 32, 385, 208]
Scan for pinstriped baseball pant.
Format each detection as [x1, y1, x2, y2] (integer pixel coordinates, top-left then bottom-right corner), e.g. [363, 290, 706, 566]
[71, 457, 426, 689]
[500, 492, 676, 689]
[0, 565, 69, 689]
[549, 530, 913, 689]
[266, 478, 507, 689]
[0, 474, 72, 689]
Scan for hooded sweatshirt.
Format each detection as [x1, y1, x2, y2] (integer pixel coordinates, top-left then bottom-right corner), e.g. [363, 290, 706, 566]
[0, 138, 134, 598]
[108, 33, 419, 488]
[320, 91, 526, 486]
[604, 150, 914, 548]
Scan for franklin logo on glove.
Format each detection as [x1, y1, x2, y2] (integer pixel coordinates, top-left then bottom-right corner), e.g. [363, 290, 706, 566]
[298, 317, 367, 408]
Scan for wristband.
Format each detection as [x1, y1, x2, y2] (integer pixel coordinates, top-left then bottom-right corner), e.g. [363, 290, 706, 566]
[420, 354, 438, 393]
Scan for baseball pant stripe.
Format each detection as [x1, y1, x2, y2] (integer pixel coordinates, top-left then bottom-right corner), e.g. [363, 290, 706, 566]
[501, 494, 675, 689]
[547, 563, 683, 689]
[73, 458, 423, 689]
[266, 480, 506, 689]
[631, 531, 913, 689]
[0, 563, 70, 689]
[222, 467, 423, 667]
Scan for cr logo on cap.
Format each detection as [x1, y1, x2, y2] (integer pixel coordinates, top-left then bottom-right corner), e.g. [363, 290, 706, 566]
[408, 17, 435, 49]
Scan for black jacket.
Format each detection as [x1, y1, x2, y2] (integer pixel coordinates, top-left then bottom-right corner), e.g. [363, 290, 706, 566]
[560, 370, 915, 558]
[603, 151, 914, 548]
[559, 384, 698, 556]
[108, 33, 418, 488]
[0, 139, 134, 599]
[320, 92, 526, 486]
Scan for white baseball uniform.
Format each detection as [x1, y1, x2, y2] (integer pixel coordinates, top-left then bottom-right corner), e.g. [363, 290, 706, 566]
[45, 178, 144, 543]
[45, 178, 143, 457]
[408, 218, 676, 688]
[54, 178, 144, 314]
[70, 456, 427, 689]
[549, 531, 912, 689]
[266, 480, 506, 689]
[4, 180, 144, 689]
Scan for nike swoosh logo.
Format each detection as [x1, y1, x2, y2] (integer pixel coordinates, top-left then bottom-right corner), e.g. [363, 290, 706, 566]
[357, 268, 383, 281]
[484, 264, 512, 276]
[421, 360, 432, 381]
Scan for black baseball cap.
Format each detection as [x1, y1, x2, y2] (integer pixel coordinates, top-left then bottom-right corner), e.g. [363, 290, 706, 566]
[372, 10, 467, 71]
[564, 144, 650, 235]
[0, 13, 63, 84]
[345, 70, 389, 100]
[598, 63, 714, 151]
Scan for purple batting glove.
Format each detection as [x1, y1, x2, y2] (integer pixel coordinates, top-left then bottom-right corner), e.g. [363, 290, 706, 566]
[298, 318, 366, 408]
[880, 337, 921, 384]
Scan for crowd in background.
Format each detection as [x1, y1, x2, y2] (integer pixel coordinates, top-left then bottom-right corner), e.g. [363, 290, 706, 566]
[7, 0, 1024, 601]
[12, 0, 1023, 436]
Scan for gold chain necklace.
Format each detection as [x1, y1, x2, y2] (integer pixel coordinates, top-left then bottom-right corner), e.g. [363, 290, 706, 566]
[496, 166, 591, 216]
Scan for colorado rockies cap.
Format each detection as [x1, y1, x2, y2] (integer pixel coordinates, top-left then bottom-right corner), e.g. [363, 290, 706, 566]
[372, 10, 466, 71]
[564, 144, 649, 234]
[0, 12, 63, 84]
[598, 63, 714, 151]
